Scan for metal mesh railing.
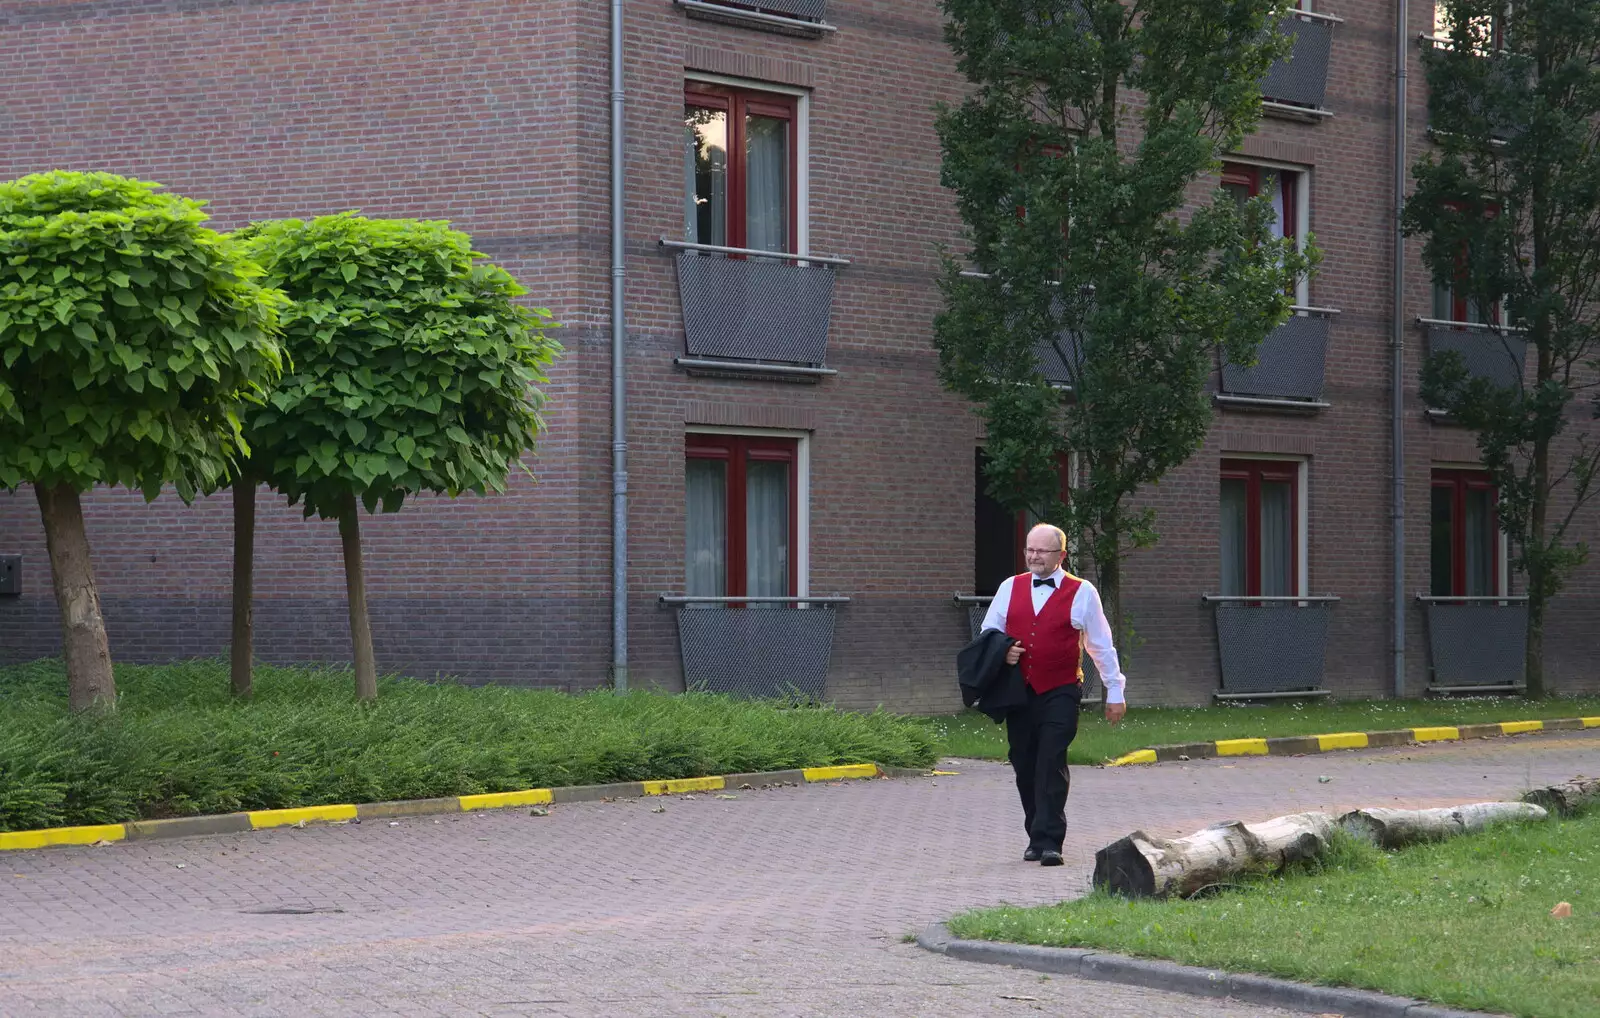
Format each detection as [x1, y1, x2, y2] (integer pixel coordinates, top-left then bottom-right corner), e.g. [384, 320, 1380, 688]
[673, 250, 837, 367]
[664, 596, 846, 700]
[1220, 313, 1331, 401]
[1207, 597, 1337, 695]
[1419, 597, 1527, 689]
[1425, 326, 1528, 391]
[700, 0, 826, 19]
[1260, 15, 1333, 109]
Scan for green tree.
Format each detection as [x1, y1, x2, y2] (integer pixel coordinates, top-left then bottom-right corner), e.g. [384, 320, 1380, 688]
[1405, 0, 1600, 698]
[934, 1, 1314, 639]
[0, 171, 285, 710]
[231, 214, 560, 700]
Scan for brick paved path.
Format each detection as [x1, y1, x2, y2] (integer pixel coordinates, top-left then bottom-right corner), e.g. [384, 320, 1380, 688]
[2, 731, 1596, 1017]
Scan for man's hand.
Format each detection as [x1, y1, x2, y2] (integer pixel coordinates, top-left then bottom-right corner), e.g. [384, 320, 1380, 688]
[1104, 701, 1126, 725]
[1005, 641, 1024, 666]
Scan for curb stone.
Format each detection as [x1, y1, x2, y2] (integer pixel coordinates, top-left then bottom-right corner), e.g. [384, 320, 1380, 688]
[0, 761, 922, 853]
[916, 924, 1502, 1017]
[1106, 715, 1600, 767]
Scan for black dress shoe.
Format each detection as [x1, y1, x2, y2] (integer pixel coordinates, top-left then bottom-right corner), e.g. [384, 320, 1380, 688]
[1039, 850, 1064, 867]
[1022, 847, 1042, 862]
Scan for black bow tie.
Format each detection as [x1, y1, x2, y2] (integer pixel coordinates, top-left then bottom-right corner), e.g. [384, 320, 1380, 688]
[1033, 577, 1056, 588]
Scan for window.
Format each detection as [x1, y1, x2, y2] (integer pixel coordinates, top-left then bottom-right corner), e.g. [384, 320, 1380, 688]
[1220, 459, 1300, 597]
[1431, 469, 1500, 597]
[1433, 2, 1506, 49]
[1221, 162, 1307, 301]
[684, 85, 797, 253]
[1430, 203, 1500, 325]
[686, 434, 798, 599]
[973, 448, 1071, 595]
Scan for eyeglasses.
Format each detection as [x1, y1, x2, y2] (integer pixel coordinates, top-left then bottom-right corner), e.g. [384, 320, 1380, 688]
[1024, 547, 1063, 557]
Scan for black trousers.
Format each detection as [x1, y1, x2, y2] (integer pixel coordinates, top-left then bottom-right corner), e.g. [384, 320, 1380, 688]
[1005, 683, 1082, 852]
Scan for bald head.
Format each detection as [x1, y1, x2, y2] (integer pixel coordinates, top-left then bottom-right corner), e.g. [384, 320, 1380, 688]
[1023, 524, 1067, 576]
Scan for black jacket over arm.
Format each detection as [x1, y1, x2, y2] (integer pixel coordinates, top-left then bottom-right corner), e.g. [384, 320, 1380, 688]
[957, 628, 1027, 723]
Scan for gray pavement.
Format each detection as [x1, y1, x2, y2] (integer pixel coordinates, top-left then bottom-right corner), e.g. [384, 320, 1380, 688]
[2, 730, 1596, 1017]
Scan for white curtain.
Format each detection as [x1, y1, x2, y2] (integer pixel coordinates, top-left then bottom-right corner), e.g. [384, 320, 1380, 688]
[745, 459, 789, 602]
[1464, 488, 1494, 595]
[1260, 480, 1293, 596]
[1267, 171, 1288, 241]
[685, 459, 727, 599]
[1220, 479, 1247, 596]
[685, 107, 727, 245]
[745, 114, 788, 253]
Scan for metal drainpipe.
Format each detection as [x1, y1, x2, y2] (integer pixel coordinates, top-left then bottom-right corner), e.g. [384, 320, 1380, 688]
[1391, 0, 1409, 698]
[610, 0, 630, 692]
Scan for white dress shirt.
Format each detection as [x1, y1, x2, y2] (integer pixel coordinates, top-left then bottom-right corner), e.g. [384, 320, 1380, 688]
[979, 567, 1127, 704]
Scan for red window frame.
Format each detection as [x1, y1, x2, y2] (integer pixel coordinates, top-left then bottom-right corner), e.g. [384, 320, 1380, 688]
[1431, 469, 1500, 597]
[1221, 162, 1298, 243]
[1220, 458, 1301, 597]
[684, 85, 799, 253]
[1432, 202, 1501, 326]
[685, 433, 799, 597]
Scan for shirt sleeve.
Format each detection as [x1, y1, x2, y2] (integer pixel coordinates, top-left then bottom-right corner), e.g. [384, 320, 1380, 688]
[980, 577, 1012, 634]
[1072, 580, 1126, 704]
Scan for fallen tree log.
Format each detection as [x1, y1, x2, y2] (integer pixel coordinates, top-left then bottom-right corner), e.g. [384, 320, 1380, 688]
[1521, 776, 1600, 816]
[1093, 812, 1335, 899]
[1337, 802, 1547, 849]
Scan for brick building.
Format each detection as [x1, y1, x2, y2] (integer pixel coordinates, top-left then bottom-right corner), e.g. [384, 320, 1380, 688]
[1, 0, 1595, 710]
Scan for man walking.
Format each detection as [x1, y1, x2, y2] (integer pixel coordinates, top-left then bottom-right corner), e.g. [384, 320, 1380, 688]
[980, 524, 1126, 866]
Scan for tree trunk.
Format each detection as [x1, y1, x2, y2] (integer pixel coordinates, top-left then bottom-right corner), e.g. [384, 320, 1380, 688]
[1094, 812, 1335, 898]
[337, 492, 379, 701]
[1338, 802, 1546, 848]
[230, 473, 256, 699]
[1095, 522, 1123, 646]
[34, 483, 116, 711]
[1521, 778, 1600, 817]
[1526, 426, 1551, 699]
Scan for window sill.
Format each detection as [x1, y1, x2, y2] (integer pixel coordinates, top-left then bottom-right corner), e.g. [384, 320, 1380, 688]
[1214, 394, 1330, 413]
[1261, 100, 1334, 123]
[675, 356, 836, 383]
[675, 0, 836, 38]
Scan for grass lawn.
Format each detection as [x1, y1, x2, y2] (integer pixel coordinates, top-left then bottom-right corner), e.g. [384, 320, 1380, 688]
[0, 659, 937, 832]
[925, 696, 1600, 765]
[949, 812, 1600, 1018]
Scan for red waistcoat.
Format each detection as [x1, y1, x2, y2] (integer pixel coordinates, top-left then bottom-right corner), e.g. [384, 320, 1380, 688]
[1004, 572, 1084, 694]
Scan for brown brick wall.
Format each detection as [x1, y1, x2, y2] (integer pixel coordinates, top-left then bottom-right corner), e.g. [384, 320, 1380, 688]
[1, 0, 1594, 710]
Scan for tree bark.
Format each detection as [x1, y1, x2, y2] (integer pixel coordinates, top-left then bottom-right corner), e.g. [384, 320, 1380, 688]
[1526, 423, 1551, 699]
[337, 492, 379, 701]
[1094, 811, 1335, 899]
[1521, 777, 1600, 817]
[230, 473, 256, 699]
[34, 483, 116, 711]
[1338, 802, 1546, 848]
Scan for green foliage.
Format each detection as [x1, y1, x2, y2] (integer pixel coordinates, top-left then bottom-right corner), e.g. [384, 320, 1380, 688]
[0, 171, 285, 499]
[1405, 1, 1600, 694]
[234, 213, 560, 518]
[934, 1, 1315, 622]
[0, 659, 938, 830]
[950, 808, 1600, 1018]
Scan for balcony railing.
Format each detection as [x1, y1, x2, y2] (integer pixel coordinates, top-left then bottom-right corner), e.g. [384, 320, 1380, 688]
[1419, 318, 1528, 412]
[1260, 10, 1339, 119]
[952, 594, 1103, 701]
[1416, 594, 1527, 693]
[1202, 595, 1340, 700]
[664, 239, 847, 381]
[660, 595, 848, 700]
[1216, 306, 1337, 410]
[675, 0, 835, 37]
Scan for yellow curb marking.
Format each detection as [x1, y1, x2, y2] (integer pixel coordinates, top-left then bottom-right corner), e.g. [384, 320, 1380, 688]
[1215, 738, 1269, 757]
[1500, 720, 1545, 736]
[1316, 732, 1370, 752]
[0, 824, 125, 851]
[1578, 716, 1600, 728]
[931, 769, 962, 776]
[459, 789, 554, 810]
[642, 776, 726, 795]
[802, 763, 879, 782]
[1107, 749, 1158, 767]
[1412, 726, 1461, 742]
[247, 805, 358, 829]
